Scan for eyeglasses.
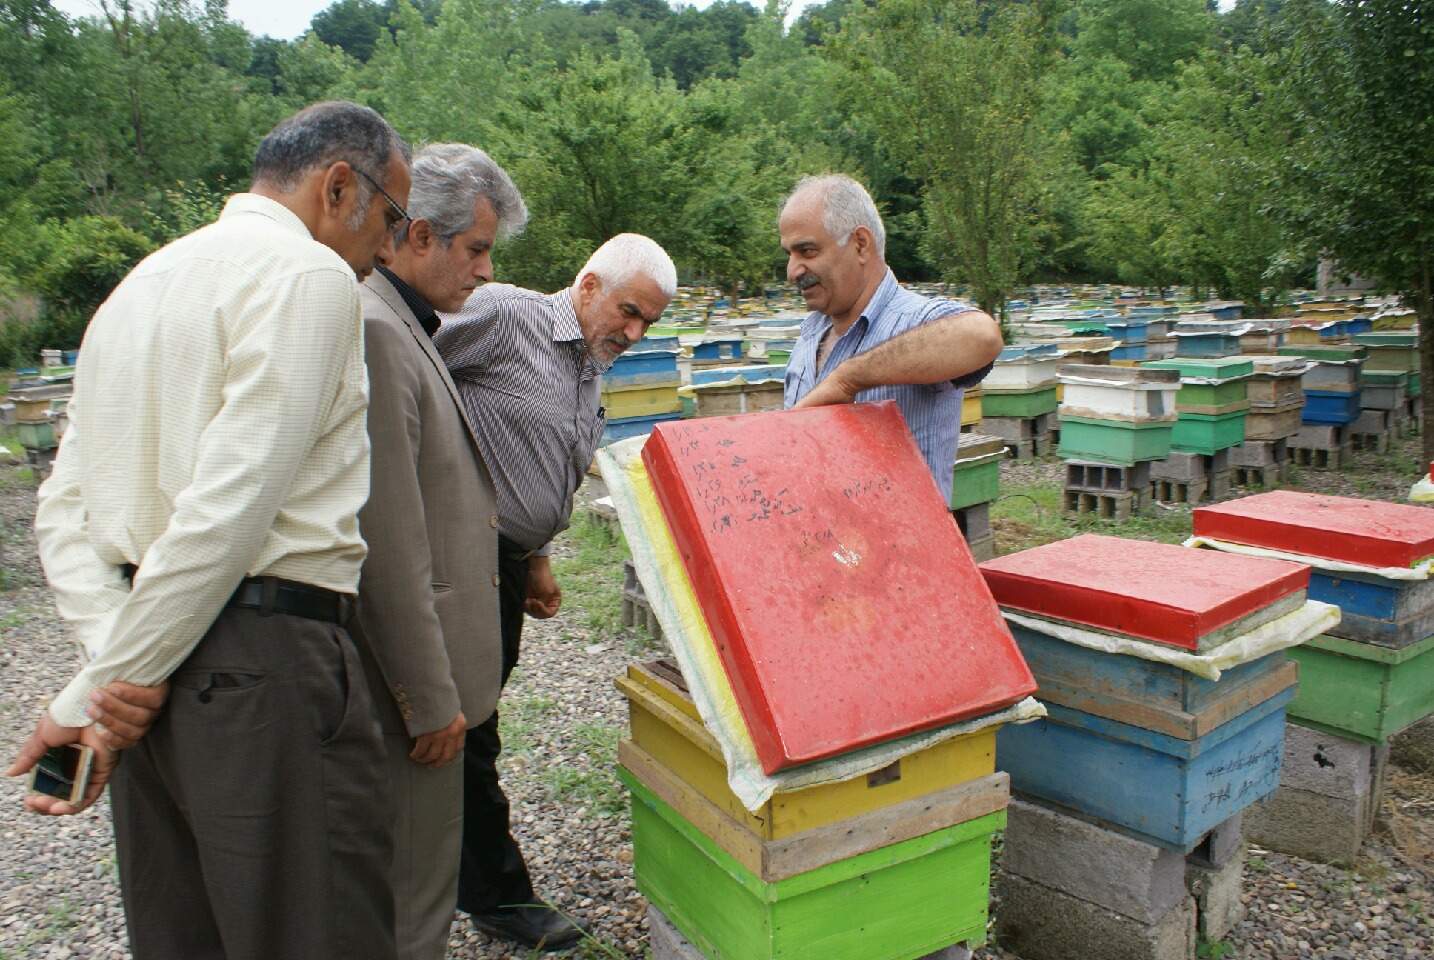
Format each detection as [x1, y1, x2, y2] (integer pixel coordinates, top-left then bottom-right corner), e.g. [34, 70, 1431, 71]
[351, 165, 410, 233]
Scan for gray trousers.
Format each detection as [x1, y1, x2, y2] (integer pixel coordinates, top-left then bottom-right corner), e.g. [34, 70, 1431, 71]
[110, 605, 396, 960]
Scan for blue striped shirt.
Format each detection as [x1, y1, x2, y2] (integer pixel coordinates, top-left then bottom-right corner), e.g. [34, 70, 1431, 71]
[783, 271, 988, 501]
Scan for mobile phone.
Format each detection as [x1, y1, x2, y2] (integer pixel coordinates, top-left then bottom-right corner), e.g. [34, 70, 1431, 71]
[30, 744, 94, 805]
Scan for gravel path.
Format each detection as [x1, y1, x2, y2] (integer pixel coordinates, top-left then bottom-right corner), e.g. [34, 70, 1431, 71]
[1, 452, 1431, 959]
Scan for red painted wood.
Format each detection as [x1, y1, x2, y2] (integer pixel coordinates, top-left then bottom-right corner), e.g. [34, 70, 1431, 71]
[642, 400, 1036, 774]
[1194, 491, 1434, 569]
[978, 534, 1309, 649]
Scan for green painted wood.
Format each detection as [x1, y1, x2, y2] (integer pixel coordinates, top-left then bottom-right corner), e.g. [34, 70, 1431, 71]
[623, 770, 999, 960]
[1287, 633, 1434, 744]
[950, 459, 1000, 510]
[979, 386, 1058, 418]
[1175, 380, 1249, 407]
[1362, 370, 1409, 388]
[1362, 345, 1418, 373]
[1277, 344, 1369, 362]
[1056, 415, 1174, 467]
[1170, 411, 1248, 455]
[1353, 332, 1418, 348]
[1144, 358, 1255, 379]
[1407, 372, 1422, 396]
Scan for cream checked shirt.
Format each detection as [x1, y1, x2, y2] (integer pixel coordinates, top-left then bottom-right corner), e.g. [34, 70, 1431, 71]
[35, 193, 371, 728]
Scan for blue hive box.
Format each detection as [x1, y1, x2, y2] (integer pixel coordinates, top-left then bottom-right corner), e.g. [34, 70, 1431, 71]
[1107, 321, 1150, 344]
[1307, 568, 1434, 624]
[997, 685, 1294, 852]
[1174, 333, 1240, 358]
[1109, 343, 1148, 362]
[693, 339, 743, 361]
[600, 412, 683, 445]
[1301, 389, 1363, 425]
[605, 350, 681, 388]
[690, 364, 786, 386]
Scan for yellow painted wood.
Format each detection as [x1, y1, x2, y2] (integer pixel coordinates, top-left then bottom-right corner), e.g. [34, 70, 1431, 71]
[601, 383, 683, 419]
[620, 738, 1009, 882]
[961, 390, 982, 426]
[617, 665, 998, 840]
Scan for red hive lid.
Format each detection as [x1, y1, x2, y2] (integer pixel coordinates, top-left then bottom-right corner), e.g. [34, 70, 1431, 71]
[1194, 491, 1434, 569]
[979, 534, 1310, 649]
[642, 400, 1036, 775]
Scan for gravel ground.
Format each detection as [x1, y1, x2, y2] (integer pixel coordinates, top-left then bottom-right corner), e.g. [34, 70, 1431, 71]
[1, 442, 1432, 959]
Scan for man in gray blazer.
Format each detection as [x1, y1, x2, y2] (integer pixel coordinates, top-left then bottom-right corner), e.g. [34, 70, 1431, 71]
[354, 143, 528, 960]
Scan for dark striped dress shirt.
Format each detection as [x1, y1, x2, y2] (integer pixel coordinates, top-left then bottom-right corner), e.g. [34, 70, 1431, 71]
[434, 284, 608, 555]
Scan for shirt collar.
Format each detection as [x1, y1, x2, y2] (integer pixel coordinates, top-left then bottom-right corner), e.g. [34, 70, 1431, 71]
[220, 193, 314, 239]
[551, 289, 611, 375]
[376, 266, 441, 337]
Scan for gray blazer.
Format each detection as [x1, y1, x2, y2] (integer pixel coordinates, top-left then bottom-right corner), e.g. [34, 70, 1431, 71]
[353, 270, 503, 737]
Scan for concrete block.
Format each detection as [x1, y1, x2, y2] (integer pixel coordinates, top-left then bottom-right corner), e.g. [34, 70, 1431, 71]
[1187, 813, 1243, 869]
[1280, 722, 1379, 801]
[1185, 852, 1247, 942]
[1152, 477, 1208, 504]
[985, 415, 1042, 441]
[1208, 447, 1234, 474]
[1003, 798, 1187, 923]
[1230, 438, 1287, 467]
[1290, 442, 1351, 470]
[1350, 431, 1389, 453]
[1292, 423, 1347, 449]
[1207, 469, 1233, 502]
[1066, 459, 1153, 494]
[994, 873, 1196, 960]
[1151, 451, 1209, 482]
[1232, 463, 1286, 490]
[953, 501, 992, 541]
[1243, 784, 1369, 867]
[622, 593, 666, 647]
[966, 533, 996, 563]
[1063, 488, 1140, 521]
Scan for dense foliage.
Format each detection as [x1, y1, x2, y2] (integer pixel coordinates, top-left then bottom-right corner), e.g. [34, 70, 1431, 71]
[0, 0, 1427, 377]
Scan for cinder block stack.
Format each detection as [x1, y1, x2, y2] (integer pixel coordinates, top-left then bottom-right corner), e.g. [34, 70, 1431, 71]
[1232, 356, 1306, 488]
[980, 535, 1319, 960]
[1143, 358, 1253, 504]
[1278, 343, 1365, 468]
[982, 344, 1060, 459]
[1055, 365, 1180, 519]
[605, 403, 1041, 960]
[951, 433, 1003, 561]
[601, 346, 683, 445]
[1193, 491, 1434, 866]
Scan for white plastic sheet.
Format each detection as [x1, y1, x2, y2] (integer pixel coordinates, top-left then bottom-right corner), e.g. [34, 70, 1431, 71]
[1185, 536, 1434, 581]
[598, 437, 1044, 812]
[1001, 599, 1340, 682]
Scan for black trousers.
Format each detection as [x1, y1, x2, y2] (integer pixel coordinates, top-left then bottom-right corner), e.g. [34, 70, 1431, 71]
[111, 606, 395, 960]
[456, 538, 534, 914]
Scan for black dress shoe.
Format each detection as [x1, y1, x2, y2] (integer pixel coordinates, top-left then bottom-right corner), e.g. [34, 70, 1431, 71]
[469, 904, 590, 951]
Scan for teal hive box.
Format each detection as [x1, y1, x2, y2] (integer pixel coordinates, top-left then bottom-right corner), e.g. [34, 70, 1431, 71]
[1145, 358, 1254, 379]
[1056, 415, 1174, 467]
[950, 453, 1002, 511]
[1170, 411, 1248, 455]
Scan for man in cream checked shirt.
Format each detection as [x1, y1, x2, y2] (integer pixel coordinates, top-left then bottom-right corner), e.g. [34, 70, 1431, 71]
[7, 101, 410, 960]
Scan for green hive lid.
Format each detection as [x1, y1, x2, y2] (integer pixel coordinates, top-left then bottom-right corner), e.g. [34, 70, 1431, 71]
[1143, 358, 1254, 379]
[1362, 369, 1409, 385]
[1353, 332, 1418, 347]
[1277, 344, 1368, 362]
[957, 433, 1008, 459]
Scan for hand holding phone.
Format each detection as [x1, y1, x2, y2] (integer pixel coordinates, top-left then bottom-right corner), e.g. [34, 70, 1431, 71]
[30, 744, 94, 805]
[7, 713, 118, 815]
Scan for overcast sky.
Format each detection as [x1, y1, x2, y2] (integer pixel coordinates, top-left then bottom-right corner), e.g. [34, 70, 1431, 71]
[51, 0, 822, 40]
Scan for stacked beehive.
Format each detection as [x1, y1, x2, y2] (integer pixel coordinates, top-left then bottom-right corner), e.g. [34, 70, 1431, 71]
[600, 346, 683, 445]
[1055, 364, 1181, 519]
[950, 433, 1004, 561]
[981, 344, 1060, 458]
[1142, 358, 1252, 504]
[1274, 342, 1364, 468]
[1230, 356, 1307, 488]
[1353, 330, 1420, 439]
[1107, 319, 1149, 363]
[683, 364, 786, 419]
[601, 402, 1041, 960]
[980, 535, 1330, 960]
[1193, 491, 1434, 865]
[1169, 320, 1243, 359]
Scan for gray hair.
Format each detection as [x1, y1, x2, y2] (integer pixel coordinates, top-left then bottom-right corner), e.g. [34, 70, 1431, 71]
[576, 234, 678, 298]
[398, 143, 529, 247]
[781, 174, 886, 260]
[252, 102, 410, 213]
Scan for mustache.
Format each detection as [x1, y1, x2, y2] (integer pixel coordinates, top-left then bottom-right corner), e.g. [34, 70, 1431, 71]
[795, 274, 819, 291]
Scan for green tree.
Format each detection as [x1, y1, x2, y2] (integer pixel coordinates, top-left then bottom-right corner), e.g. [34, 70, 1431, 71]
[1270, 0, 1434, 456]
[1071, 0, 1216, 83]
[830, 0, 1064, 315]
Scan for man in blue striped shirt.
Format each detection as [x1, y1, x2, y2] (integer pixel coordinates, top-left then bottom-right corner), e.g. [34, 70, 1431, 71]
[780, 175, 1002, 502]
